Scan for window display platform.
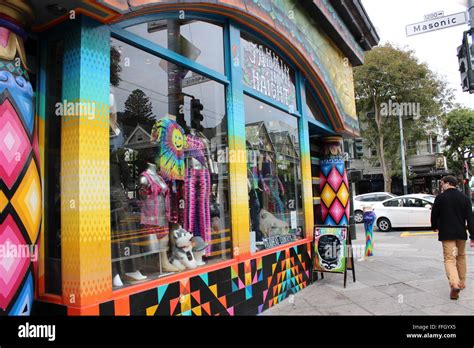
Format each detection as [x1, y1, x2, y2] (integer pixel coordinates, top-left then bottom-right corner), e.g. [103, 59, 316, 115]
[35, 239, 311, 316]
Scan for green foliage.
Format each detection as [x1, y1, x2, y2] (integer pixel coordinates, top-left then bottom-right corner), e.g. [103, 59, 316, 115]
[354, 43, 453, 190]
[121, 89, 155, 132]
[444, 107, 474, 176]
[110, 45, 122, 88]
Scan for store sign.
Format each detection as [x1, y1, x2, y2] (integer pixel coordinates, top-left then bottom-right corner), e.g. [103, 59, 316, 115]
[313, 226, 347, 273]
[242, 38, 296, 109]
[263, 234, 296, 249]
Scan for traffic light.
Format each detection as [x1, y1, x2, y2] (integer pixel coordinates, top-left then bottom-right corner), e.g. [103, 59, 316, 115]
[354, 139, 364, 159]
[407, 165, 413, 176]
[190, 98, 204, 132]
[457, 30, 474, 93]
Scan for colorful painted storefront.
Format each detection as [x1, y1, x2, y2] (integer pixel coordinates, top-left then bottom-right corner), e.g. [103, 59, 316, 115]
[0, 0, 378, 316]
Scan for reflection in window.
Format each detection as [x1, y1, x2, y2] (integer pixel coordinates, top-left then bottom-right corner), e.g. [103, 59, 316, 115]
[125, 19, 224, 74]
[244, 95, 304, 251]
[305, 85, 328, 124]
[240, 35, 297, 112]
[110, 38, 230, 288]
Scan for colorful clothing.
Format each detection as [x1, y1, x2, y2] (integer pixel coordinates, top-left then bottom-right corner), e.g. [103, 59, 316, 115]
[184, 134, 211, 251]
[151, 117, 188, 181]
[139, 170, 170, 232]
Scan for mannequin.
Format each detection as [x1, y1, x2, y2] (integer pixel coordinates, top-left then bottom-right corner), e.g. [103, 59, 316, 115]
[139, 162, 180, 273]
[184, 128, 215, 253]
[110, 91, 147, 285]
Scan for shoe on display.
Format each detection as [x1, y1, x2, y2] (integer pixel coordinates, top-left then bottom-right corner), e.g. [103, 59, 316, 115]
[113, 274, 124, 287]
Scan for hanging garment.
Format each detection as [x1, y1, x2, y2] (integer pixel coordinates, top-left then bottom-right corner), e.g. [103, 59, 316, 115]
[184, 133, 211, 250]
[139, 170, 170, 242]
[150, 117, 188, 181]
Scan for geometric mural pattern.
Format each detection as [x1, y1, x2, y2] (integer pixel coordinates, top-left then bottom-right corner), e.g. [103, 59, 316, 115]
[320, 158, 350, 225]
[96, 243, 312, 316]
[0, 26, 40, 316]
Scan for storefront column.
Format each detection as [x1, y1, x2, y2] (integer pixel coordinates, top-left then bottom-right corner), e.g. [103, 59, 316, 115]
[320, 136, 350, 225]
[0, 1, 38, 316]
[61, 16, 112, 311]
[298, 120, 314, 239]
[226, 23, 250, 257]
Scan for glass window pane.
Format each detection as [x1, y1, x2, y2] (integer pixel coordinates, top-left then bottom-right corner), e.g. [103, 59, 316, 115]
[126, 19, 224, 74]
[110, 38, 230, 288]
[305, 85, 327, 124]
[241, 35, 297, 112]
[244, 95, 304, 252]
[44, 39, 63, 295]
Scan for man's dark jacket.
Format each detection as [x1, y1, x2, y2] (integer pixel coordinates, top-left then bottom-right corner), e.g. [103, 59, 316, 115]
[431, 188, 474, 241]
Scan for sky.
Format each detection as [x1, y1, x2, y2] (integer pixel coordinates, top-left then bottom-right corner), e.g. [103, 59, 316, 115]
[361, 0, 474, 108]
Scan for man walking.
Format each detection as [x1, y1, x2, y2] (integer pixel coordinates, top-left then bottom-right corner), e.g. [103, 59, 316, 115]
[431, 176, 474, 300]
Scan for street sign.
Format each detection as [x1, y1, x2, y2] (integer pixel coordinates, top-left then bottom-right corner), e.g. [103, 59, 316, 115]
[424, 10, 444, 21]
[406, 12, 468, 37]
[182, 73, 210, 88]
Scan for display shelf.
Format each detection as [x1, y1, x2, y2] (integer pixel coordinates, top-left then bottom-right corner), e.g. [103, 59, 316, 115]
[311, 157, 320, 165]
[313, 197, 320, 204]
[312, 176, 320, 185]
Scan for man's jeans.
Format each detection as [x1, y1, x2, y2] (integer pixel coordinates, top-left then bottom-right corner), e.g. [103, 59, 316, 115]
[442, 240, 467, 289]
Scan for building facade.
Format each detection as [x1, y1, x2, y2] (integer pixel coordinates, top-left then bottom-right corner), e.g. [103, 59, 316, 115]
[0, 0, 377, 316]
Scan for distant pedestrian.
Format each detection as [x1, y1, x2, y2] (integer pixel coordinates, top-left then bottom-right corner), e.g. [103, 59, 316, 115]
[431, 175, 474, 300]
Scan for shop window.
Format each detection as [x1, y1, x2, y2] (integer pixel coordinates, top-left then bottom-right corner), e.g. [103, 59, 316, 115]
[44, 40, 64, 294]
[125, 19, 224, 75]
[244, 95, 304, 252]
[110, 38, 230, 288]
[304, 85, 328, 124]
[240, 34, 297, 113]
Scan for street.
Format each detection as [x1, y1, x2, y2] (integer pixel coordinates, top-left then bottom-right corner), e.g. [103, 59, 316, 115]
[262, 224, 474, 315]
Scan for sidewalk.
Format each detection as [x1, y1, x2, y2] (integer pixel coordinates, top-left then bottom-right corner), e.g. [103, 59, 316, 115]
[262, 225, 474, 315]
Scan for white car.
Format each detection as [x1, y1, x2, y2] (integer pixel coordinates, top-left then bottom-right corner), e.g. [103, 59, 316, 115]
[370, 194, 435, 232]
[353, 192, 397, 223]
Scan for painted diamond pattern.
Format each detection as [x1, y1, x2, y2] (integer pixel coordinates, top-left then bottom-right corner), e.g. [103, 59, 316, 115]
[0, 99, 30, 189]
[321, 184, 336, 208]
[0, 215, 30, 311]
[11, 159, 41, 244]
[327, 166, 343, 191]
[0, 190, 7, 213]
[330, 198, 345, 224]
[337, 183, 349, 207]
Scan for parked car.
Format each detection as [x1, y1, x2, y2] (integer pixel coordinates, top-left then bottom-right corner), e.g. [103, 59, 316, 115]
[353, 192, 397, 223]
[370, 194, 435, 232]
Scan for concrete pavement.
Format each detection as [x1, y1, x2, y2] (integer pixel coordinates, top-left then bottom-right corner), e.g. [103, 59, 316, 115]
[262, 224, 474, 315]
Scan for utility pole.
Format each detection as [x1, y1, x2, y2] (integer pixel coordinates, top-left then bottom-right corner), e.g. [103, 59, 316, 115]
[470, 0, 474, 30]
[398, 107, 408, 195]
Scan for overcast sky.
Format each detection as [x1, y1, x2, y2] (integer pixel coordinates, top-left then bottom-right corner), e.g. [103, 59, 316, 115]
[362, 0, 473, 108]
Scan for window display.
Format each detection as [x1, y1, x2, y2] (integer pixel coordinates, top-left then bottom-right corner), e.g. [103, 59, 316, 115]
[109, 38, 230, 288]
[244, 95, 304, 251]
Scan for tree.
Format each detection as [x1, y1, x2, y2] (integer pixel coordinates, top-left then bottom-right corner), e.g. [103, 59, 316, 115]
[444, 107, 474, 178]
[110, 45, 122, 87]
[354, 43, 453, 192]
[121, 89, 155, 132]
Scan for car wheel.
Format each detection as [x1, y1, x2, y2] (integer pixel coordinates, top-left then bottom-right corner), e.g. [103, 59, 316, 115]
[354, 210, 363, 224]
[377, 218, 392, 232]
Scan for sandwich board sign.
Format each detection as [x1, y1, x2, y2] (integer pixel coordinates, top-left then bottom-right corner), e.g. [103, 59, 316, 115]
[406, 11, 468, 37]
[312, 225, 356, 287]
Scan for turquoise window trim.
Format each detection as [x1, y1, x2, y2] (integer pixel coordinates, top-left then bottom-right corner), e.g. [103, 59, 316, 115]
[113, 11, 227, 30]
[243, 87, 301, 118]
[110, 26, 229, 86]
